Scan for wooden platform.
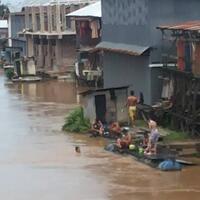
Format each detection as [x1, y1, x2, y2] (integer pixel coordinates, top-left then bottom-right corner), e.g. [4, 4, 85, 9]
[159, 141, 200, 156]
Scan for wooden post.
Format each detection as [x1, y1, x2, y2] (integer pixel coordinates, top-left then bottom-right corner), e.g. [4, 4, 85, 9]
[47, 5, 52, 33]
[40, 6, 45, 32]
[38, 38, 44, 68]
[47, 39, 52, 69]
[193, 81, 198, 116]
[69, 4, 76, 31]
[61, 5, 66, 31]
[55, 39, 62, 69]
[32, 7, 36, 32]
[56, 4, 61, 33]
[52, 5, 57, 31]
[27, 35, 34, 57]
[25, 7, 29, 29]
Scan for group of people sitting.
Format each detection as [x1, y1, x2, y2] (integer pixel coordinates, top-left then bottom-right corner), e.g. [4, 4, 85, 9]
[90, 118, 160, 155]
[90, 119, 122, 138]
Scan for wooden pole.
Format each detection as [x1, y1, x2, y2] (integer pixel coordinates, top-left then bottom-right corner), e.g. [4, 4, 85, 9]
[56, 4, 61, 33]
[25, 7, 29, 29]
[61, 4, 66, 31]
[40, 6, 44, 32]
[31, 7, 36, 32]
[47, 5, 52, 33]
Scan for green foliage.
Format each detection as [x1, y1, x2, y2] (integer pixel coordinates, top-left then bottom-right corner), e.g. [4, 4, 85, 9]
[62, 107, 91, 133]
[135, 120, 147, 128]
[5, 68, 14, 79]
[163, 130, 189, 142]
[0, 4, 9, 18]
[192, 153, 200, 158]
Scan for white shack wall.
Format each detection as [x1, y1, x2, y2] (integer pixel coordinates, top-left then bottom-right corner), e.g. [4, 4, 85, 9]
[83, 88, 128, 124]
[115, 89, 128, 123]
[83, 95, 96, 123]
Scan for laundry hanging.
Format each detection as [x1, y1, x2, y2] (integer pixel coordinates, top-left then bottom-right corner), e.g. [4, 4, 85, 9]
[193, 42, 200, 76]
[90, 20, 100, 39]
[184, 42, 192, 72]
[177, 38, 185, 71]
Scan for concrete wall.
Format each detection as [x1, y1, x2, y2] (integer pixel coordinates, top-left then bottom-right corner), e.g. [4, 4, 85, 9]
[12, 40, 26, 56]
[10, 14, 26, 56]
[11, 15, 25, 38]
[62, 36, 76, 68]
[31, 36, 76, 72]
[103, 52, 152, 104]
[102, 0, 200, 63]
[150, 67, 163, 104]
[101, 0, 200, 105]
[103, 52, 163, 105]
[102, 0, 150, 46]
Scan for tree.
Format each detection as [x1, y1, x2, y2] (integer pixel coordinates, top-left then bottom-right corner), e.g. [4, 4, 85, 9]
[0, 4, 9, 19]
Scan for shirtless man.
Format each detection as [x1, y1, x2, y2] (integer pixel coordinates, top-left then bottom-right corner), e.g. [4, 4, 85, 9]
[109, 122, 121, 138]
[127, 90, 138, 127]
[116, 131, 132, 149]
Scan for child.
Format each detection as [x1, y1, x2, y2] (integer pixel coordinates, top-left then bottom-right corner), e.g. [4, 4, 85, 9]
[90, 119, 104, 137]
[144, 120, 160, 155]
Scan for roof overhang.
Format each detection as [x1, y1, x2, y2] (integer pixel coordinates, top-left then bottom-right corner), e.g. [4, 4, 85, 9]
[18, 30, 76, 38]
[91, 41, 150, 56]
[7, 0, 98, 13]
[157, 20, 200, 33]
[80, 86, 129, 96]
[78, 47, 94, 52]
[67, 1, 101, 18]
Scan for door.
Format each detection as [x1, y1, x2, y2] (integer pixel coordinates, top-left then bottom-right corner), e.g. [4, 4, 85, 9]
[15, 60, 21, 76]
[95, 94, 106, 123]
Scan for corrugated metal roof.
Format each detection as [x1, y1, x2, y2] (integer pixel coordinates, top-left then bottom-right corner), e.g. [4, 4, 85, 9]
[3, 0, 98, 13]
[80, 85, 129, 96]
[67, 1, 101, 18]
[157, 20, 200, 31]
[18, 30, 76, 36]
[0, 20, 8, 28]
[25, 0, 98, 7]
[93, 41, 150, 56]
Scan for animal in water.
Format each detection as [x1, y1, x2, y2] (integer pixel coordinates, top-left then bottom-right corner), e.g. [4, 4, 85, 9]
[75, 146, 81, 153]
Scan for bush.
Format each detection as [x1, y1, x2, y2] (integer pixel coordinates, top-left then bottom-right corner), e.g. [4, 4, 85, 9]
[163, 130, 189, 142]
[5, 68, 14, 80]
[62, 107, 91, 133]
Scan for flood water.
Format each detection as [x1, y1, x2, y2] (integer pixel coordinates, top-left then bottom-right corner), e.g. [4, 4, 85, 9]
[0, 73, 200, 200]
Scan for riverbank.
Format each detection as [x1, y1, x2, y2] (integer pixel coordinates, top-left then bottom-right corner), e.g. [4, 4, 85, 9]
[1, 76, 200, 200]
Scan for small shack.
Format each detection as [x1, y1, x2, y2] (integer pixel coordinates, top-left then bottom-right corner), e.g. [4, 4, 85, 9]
[80, 86, 129, 124]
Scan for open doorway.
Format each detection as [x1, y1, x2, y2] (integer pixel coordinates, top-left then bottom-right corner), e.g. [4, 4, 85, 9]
[95, 94, 106, 123]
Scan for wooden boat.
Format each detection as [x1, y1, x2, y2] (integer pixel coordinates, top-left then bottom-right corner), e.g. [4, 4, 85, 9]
[105, 144, 195, 170]
[12, 76, 42, 82]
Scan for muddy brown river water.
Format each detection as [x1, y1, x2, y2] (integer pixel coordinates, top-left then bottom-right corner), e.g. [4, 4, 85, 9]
[0, 74, 200, 200]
